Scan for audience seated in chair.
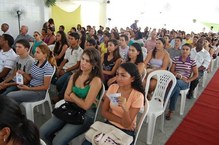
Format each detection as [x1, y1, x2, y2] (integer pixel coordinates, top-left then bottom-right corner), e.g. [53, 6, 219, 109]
[82, 62, 145, 145]
[40, 48, 103, 145]
[13, 25, 34, 48]
[144, 38, 170, 100]
[53, 31, 68, 66]
[30, 31, 46, 57]
[166, 43, 198, 120]
[6, 45, 55, 104]
[52, 32, 83, 104]
[102, 39, 122, 89]
[0, 34, 17, 84]
[187, 38, 211, 99]
[107, 42, 144, 86]
[0, 39, 34, 96]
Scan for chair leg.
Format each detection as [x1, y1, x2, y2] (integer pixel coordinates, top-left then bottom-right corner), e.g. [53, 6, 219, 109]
[42, 103, 46, 115]
[147, 114, 157, 144]
[36, 106, 40, 112]
[193, 85, 198, 99]
[160, 113, 165, 133]
[180, 90, 187, 115]
[201, 71, 207, 88]
[25, 104, 34, 122]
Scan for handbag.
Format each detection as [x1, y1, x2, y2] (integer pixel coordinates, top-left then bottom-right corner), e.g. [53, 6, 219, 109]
[52, 101, 86, 125]
[85, 121, 133, 145]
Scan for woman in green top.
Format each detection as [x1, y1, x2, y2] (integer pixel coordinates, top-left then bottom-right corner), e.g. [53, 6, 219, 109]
[40, 48, 103, 145]
[31, 31, 46, 56]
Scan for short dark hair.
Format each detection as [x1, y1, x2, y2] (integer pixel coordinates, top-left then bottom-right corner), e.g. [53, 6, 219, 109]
[182, 43, 192, 50]
[104, 31, 111, 38]
[16, 39, 30, 49]
[59, 25, 65, 31]
[2, 34, 14, 47]
[175, 36, 182, 42]
[69, 32, 80, 40]
[120, 34, 128, 41]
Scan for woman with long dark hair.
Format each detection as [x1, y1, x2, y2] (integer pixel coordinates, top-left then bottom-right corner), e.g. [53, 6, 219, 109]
[40, 48, 103, 145]
[53, 31, 68, 66]
[82, 62, 145, 145]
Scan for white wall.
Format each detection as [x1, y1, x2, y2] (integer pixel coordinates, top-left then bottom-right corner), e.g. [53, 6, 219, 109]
[0, 0, 50, 38]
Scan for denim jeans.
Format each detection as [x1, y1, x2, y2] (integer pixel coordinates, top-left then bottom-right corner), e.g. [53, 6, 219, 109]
[6, 90, 46, 104]
[1, 85, 19, 96]
[168, 79, 189, 111]
[55, 72, 72, 99]
[81, 121, 135, 145]
[40, 108, 95, 145]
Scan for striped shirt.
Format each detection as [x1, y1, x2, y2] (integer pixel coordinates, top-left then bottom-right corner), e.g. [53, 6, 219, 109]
[173, 56, 196, 79]
[29, 61, 54, 87]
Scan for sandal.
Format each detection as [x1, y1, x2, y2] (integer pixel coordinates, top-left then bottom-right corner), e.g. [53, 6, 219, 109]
[165, 111, 173, 120]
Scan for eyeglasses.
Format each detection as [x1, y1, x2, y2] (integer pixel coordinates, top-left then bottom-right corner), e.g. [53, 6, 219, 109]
[33, 34, 38, 37]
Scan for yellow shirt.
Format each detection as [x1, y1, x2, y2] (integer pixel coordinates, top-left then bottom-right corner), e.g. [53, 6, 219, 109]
[100, 42, 107, 56]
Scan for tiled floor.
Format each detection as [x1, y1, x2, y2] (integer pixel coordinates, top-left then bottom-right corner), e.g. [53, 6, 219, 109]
[32, 68, 217, 145]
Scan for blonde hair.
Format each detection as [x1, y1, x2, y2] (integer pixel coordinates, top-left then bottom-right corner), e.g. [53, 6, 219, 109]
[37, 45, 57, 66]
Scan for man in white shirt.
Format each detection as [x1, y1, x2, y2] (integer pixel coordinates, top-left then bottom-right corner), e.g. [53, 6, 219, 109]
[0, 34, 17, 83]
[187, 38, 211, 99]
[53, 32, 83, 103]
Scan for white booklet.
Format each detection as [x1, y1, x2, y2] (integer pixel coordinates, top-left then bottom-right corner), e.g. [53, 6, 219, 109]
[16, 72, 23, 85]
[107, 93, 121, 105]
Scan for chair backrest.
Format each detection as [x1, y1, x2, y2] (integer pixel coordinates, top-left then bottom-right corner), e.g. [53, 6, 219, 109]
[40, 139, 46, 145]
[141, 68, 147, 82]
[145, 70, 176, 110]
[134, 99, 149, 145]
[45, 66, 56, 95]
[94, 84, 105, 122]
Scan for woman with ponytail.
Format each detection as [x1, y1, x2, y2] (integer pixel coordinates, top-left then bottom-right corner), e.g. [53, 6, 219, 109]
[144, 38, 170, 100]
[0, 96, 40, 145]
[7, 45, 55, 103]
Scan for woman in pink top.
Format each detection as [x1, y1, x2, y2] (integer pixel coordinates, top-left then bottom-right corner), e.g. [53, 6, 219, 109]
[82, 63, 145, 145]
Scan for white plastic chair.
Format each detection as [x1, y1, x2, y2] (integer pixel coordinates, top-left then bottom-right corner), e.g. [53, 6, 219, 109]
[216, 56, 219, 68]
[145, 70, 176, 144]
[40, 139, 46, 145]
[211, 58, 216, 72]
[48, 44, 55, 52]
[141, 68, 147, 82]
[134, 99, 149, 145]
[201, 70, 207, 87]
[20, 66, 56, 122]
[179, 88, 189, 115]
[193, 85, 198, 99]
